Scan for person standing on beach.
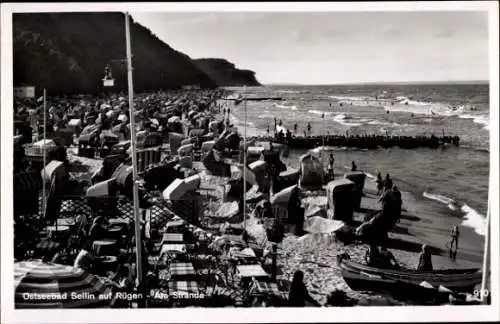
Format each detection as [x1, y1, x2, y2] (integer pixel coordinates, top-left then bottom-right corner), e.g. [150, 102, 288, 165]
[351, 161, 358, 171]
[328, 153, 335, 180]
[294, 123, 298, 134]
[307, 123, 312, 136]
[288, 270, 321, 307]
[449, 225, 460, 259]
[384, 174, 393, 190]
[376, 171, 384, 195]
[417, 244, 433, 271]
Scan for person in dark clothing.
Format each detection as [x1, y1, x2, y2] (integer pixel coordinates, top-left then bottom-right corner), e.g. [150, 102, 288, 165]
[379, 246, 400, 269]
[417, 244, 433, 271]
[351, 161, 357, 171]
[390, 185, 403, 225]
[384, 174, 393, 190]
[328, 153, 335, 180]
[288, 270, 321, 307]
[307, 123, 312, 136]
[86, 216, 108, 248]
[365, 244, 381, 267]
[449, 225, 460, 259]
[294, 123, 298, 134]
[376, 171, 384, 195]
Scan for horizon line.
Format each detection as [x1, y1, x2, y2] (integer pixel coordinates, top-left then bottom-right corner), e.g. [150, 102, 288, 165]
[260, 80, 489, 86]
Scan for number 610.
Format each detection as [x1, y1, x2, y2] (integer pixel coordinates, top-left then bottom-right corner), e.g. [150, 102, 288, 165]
[474, 289, 490, 298]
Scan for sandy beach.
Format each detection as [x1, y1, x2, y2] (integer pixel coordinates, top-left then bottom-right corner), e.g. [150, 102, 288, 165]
[229, 103, 485, 305]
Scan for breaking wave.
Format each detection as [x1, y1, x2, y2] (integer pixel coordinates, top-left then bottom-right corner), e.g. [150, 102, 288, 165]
[272, 103, 298, 110]
[459, 114, 490, 130]
[423, 192, 486, 236]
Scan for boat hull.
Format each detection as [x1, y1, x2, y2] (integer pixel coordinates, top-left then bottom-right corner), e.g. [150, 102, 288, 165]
[337, 254, 482, 294]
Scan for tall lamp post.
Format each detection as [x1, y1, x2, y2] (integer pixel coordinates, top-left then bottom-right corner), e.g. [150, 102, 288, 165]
[124, 11, 144, 301]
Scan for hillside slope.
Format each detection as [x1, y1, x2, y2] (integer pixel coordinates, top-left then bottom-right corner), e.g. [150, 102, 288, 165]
[194, 58, 261, 86]
[13, 12, 217, 94]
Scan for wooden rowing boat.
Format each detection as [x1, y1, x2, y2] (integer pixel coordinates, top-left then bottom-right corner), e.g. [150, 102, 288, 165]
[337, 253, 481, 295]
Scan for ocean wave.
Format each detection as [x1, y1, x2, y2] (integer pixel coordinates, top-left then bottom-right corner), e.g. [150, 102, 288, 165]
[366, 120, 409, 128]
[277, 89, 301, 94]
[461, 204, 487, 236]
[384, 102, 465, 117]
[334, 114, 362, 127]
[276, 125, 288, 134]
[458, 114, 490, 130]
[329, 95, 373, 102]
[310, 109, 365, 126]
[423, 192, 486, 236]
[257, 113, 276, 119]
[308, 109, 334, 116]
[229, 114, 255, 128]
[423, 192, 457, 211]
[364, 172, 377, 180]
[272, 103, 297, 110]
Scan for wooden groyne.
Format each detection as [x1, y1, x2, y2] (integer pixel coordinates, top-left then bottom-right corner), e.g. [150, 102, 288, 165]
[248, 134, 460, 150]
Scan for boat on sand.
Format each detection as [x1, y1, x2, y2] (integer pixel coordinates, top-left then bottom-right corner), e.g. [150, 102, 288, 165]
[337, 253, 482, 299]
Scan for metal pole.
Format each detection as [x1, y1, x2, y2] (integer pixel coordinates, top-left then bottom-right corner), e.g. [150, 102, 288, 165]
[322, 115, 325, 185]
[243, 86, 247, 238]
[125, 12, 143, 293]
[42, 89, 47, 219]
[480, 198, 490, 303]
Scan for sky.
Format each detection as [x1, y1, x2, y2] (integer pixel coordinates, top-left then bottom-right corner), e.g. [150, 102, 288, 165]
[132, 11, 489, 85]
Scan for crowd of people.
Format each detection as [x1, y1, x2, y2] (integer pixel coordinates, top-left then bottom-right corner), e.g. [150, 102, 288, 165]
[14, 88, 336, 308]
[14, 85, 470, 308]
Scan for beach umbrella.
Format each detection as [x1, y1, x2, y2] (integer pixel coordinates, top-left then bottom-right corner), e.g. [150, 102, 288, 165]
[238, 247, 257, 258]
[270, 185, 298, 205]
[303, 216, 344, 234]
[168, 116, 181, 124]
[14, 260, 112, 308]
[438, 285, 453, 293]
[230, 164, 257, 187]
[419, 281, 434, 289]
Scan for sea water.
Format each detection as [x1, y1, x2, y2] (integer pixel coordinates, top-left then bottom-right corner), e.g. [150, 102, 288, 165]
[228, 83, 489, 237]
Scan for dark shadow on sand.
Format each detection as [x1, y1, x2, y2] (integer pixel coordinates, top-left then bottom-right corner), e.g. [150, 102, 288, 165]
[390, 225, 413, 236]
[357, 207, 379, 214]
[399, 214, 421, 221]
[384, 236, 444, 255]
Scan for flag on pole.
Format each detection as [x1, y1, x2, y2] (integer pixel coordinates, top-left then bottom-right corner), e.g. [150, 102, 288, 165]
[37, 96, 44, 103]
